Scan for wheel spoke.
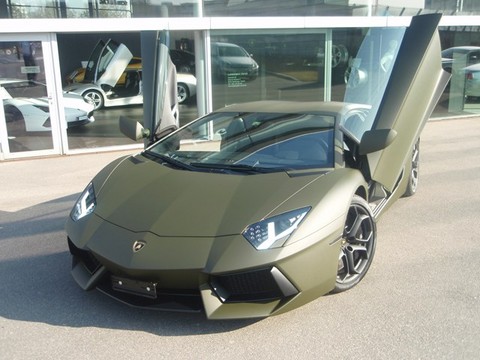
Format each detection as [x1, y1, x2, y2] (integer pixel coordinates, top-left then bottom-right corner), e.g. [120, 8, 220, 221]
[345, 244, 368, 275]
[346, 212, 371, 244]
[345, 246, 357, 275]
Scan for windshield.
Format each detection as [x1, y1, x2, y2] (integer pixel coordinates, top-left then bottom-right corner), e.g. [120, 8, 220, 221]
[218, 45, 249, 57]
[146, 111, 335, 173]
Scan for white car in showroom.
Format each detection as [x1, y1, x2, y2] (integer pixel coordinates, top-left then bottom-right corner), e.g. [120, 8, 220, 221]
[64, 39, 196, 110]
[1, 79, 95, 136]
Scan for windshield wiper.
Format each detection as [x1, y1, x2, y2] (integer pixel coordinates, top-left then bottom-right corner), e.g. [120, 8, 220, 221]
[144, 151, 196, 171]
[189, 162, 280, 174]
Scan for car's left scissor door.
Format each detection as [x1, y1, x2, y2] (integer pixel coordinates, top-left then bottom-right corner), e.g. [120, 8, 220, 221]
[344, 14, 450, 193]
[366, 14, 450, 192]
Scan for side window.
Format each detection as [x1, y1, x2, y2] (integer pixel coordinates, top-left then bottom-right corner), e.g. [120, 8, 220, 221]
[468, 51, 480, 66]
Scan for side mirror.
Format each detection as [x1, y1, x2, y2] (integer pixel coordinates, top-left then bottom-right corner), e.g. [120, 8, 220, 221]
[359, 129, 397, 155]
[119, 116, 150, 141]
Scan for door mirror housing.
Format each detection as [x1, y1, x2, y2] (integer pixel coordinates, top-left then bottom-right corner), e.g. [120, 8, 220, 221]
[119, 116, 178, 144]
[119, 116, 150, 141]
[359, 129, 397, 155]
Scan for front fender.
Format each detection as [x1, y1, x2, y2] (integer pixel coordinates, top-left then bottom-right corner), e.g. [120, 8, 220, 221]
[281, 168, 368, 246]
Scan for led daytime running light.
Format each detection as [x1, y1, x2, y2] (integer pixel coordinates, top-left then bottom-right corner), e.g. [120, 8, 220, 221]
[243, 207, 310, 250]
[71, 182, 96, 221]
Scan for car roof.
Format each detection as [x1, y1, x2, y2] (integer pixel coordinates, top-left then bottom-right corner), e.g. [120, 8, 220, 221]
[215, 100, 363, 116]
[444, 46, 480, 50]
[442, 46, 480, 56]
[212, 42, 242, 48]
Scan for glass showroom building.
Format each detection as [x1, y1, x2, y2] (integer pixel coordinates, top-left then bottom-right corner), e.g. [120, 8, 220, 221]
[0, 0, 479, 160]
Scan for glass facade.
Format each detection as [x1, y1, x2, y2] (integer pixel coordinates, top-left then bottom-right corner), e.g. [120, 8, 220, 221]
[0, 0, 479, 159]
[1, 1, 480, 19]
[0, 41, 55, 152]
[210, 31, 327, 110]
[56, 31, 199, 151]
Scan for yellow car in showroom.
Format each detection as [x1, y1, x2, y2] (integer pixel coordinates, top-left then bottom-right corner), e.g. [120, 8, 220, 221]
[66, 15, 449, 319]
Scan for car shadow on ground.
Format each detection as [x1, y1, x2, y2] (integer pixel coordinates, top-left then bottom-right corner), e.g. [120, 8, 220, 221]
[0, 194, 259, 335]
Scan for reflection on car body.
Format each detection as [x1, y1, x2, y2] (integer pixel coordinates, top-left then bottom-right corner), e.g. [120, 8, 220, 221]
[66, 14, 450, 320]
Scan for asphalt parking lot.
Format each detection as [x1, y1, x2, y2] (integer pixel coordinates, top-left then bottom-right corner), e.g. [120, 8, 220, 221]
[0, 116, 479, 359]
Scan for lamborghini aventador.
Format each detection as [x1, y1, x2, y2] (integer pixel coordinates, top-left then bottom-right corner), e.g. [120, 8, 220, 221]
[66, 14, 450, 319]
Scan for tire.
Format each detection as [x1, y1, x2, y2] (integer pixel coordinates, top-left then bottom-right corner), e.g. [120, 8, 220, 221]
[403, 139, 420, 197]
[332, 195, 376, 293]
[177, 83, 189, 104]
[82, 90, 104, 110]
[332, 44, 349, 68]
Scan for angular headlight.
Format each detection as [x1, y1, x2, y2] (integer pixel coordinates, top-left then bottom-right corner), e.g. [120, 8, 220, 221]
[243, 207, 311, 250]
[71, 182, 96, 221]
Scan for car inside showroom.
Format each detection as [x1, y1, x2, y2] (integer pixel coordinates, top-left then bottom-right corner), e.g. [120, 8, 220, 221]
[0, 0, 479, 160]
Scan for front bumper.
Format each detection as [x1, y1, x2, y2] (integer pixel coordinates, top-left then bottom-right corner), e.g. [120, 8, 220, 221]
[69, 237, 302, 317]
[67, 214, 342, 319]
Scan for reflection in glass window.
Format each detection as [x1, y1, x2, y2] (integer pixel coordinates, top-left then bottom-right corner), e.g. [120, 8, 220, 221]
[210, 32, 326, 110]
[343, 27, 406, 140]
[64, 0, 90, 18]
[204, 0, 368, 17]
[436, 25, 480, 118]
[83, 40, 119, 83]
[4, 0, 480, 19]
[1, 80, 54, 152]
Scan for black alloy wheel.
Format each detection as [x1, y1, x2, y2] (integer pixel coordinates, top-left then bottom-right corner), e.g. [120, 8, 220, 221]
[332, 195, 376, 293]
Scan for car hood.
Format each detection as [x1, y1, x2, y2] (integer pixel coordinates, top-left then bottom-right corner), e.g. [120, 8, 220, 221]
[94, 154, 326, 238]
[220, 56, 257, 67]
[62, 92, 95, 112]
[21, 92, 94, 113]
[6, 97, 47, 107]
[63, 83, 97, 93]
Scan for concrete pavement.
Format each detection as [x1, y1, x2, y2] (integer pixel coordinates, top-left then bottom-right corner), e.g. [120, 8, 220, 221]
[2, 115, 478, 213]
[0, 150, 135, 212]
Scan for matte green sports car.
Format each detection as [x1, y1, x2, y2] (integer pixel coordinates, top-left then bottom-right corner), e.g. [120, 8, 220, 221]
[66, 15, 449, 319]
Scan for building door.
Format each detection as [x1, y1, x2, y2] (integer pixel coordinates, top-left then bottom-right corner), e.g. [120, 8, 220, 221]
[0, 34, 63, 159]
